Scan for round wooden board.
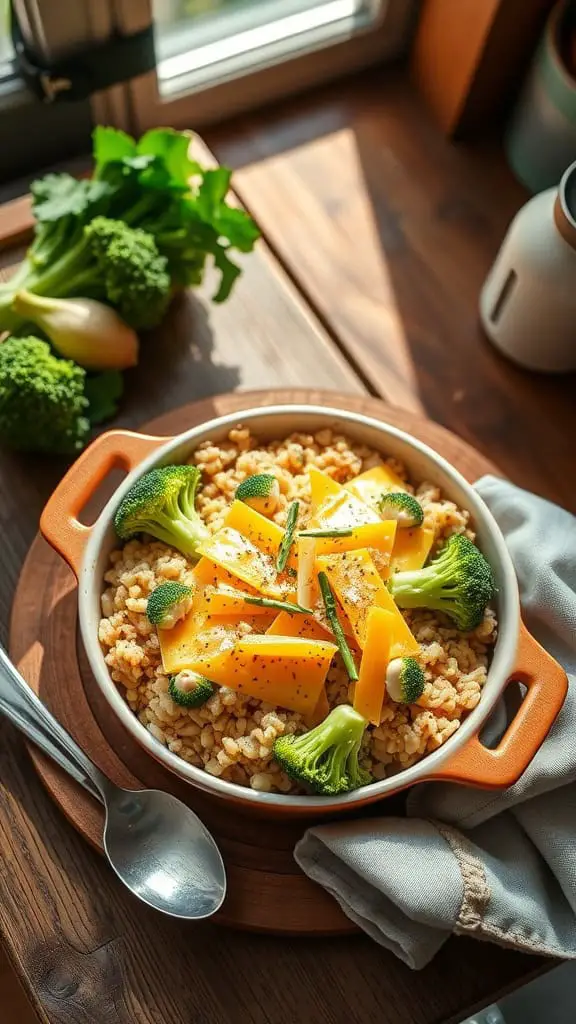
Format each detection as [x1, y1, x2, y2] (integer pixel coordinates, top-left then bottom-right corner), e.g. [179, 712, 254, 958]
[10, 389, 499, 935]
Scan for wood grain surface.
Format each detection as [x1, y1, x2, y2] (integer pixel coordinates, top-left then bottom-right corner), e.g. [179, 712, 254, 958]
[0, 71, 561, 1024]
[0, 944, 37, 1024]
[206, 69, 576, 513]
[10, 389, 499, 938]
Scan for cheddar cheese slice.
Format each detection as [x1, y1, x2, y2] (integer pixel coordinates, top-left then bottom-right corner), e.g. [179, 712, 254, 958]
[317, 549, 419, 658]
[345, 464, 407, 510]
[197, 500, 296, 598]
[390, 523, 435, 573]
[186, 634, 337, 716]
[353, 607, 395, 725]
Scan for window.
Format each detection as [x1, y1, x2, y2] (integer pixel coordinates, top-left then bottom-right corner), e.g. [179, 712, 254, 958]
[111, 0, 416, 134]
[154, 0, 395, 96]
[0, 0, 415, 183]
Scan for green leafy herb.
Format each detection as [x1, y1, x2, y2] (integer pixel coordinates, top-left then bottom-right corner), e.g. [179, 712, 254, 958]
[318, 571, 358, 681]
[31, 175, 113, 224]
[93, 126, 137, 165]
[244, 596, 312, 615]
[299, 527, 354, 538]
[276, 500, 299, 573]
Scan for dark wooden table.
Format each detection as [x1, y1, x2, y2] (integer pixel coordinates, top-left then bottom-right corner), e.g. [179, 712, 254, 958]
[0, 68, 572, 1024]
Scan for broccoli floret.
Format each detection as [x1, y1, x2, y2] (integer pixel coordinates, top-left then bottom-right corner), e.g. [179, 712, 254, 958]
[379, 492, 424, 528]
[114, 465, 210, 557]
[85, 217, 171, 330]
[146, 581, 194, 629]
[389, 533, 495, 632]
[235, 473, 280, 516]
[386, 657, 425, 703]
[169, 671, 215, 708]
[0, 217, 171, 332]
[273, 704, 372, 795]
[0, 336, 89, 454]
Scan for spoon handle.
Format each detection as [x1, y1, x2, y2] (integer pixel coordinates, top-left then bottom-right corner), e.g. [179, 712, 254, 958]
[0, 645, 107, 804]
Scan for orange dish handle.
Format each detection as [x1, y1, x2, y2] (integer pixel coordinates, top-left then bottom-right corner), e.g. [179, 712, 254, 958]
[431, 622, 568, 789]
[40, 429, 168, 578]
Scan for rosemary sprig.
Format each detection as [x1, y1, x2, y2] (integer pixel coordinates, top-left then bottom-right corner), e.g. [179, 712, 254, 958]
[317, 571, 359, 681]
[298, 527, 354, 538]
[245, 596, 312, 615]
[276, 500, 299, 573]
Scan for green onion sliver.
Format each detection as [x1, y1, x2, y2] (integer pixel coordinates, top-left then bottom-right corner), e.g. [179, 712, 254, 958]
[299, 527, 354, 538]
[276, 500, 299, 573]
[245, 596, 312, 615]
[317, 571, 359, 681]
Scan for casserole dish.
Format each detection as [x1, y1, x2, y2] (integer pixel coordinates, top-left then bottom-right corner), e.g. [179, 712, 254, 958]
[40, 405, 568, 815]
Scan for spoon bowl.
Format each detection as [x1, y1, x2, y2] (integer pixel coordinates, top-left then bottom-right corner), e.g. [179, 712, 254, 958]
[0, 645, 227, 920]
[103, 787, 226, 919]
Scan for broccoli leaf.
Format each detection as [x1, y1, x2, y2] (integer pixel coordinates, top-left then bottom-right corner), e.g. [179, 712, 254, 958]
[85, 370, 124, 425]
[212, 206, 261, 252]
[212, 246, 242, 303]
[31, 175, 114, 223]
[197, 168, 232, 212]
[93, 126, 137, 168]
[137, 128, 200, 188]
[195, 171, 261, 252]
[135, 157, 183, 194]
[124, 154, 156, 171]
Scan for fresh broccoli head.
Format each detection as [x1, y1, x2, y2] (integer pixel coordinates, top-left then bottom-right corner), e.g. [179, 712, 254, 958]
[389, 533, 495, 632]
[379, 492, 424, 528]
[0, 217, 172, 332]
[235, 473, 280, 516]
[386, 657, 425, 703]
[273, 704, 372, 795]
[114, 465, 210, 557]
[85, 217, 171, 330]
[169, 671, 215, 708]
[146, 581, 194, 629]
[0, 336, 90, 454]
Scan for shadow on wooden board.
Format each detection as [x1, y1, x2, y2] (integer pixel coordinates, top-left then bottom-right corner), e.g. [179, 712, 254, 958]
[0, 942, 39, 1023]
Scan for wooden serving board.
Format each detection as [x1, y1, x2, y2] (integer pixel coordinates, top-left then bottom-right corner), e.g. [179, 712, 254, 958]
[9, 389, 498, 935]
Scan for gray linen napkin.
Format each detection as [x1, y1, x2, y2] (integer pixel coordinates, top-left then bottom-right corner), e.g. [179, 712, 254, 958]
[294, 476, 576, 969]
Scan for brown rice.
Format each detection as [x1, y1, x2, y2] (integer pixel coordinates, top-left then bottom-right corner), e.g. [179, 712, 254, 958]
[98, 427, 497, 794]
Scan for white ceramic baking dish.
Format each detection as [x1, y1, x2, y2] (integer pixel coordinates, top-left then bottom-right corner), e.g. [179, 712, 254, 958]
[40, 405, 568, 816]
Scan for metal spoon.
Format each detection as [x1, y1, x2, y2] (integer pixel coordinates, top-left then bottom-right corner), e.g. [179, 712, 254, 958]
[0, 645, 226, 919]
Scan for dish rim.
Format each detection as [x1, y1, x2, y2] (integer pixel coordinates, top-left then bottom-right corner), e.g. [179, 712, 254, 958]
[78, 404, 520, 810]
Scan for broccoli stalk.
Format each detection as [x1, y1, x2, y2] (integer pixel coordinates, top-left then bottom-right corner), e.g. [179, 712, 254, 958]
[386, 657, 425, 703]
[389, 533, 495, 632]
[114, 465, 210, 558]
[169, 671, 215, 708]
[146, 581, 195, 629]
[0, 217, 171, 332]
[0, 336, 89, 453]
[273, 704, 372, 795]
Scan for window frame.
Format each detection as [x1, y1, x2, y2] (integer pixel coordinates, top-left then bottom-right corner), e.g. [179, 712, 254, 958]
[104, 0, 416, 134]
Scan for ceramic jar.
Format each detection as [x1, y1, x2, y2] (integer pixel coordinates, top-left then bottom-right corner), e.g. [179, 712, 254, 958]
[480, 159, 576, 372]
